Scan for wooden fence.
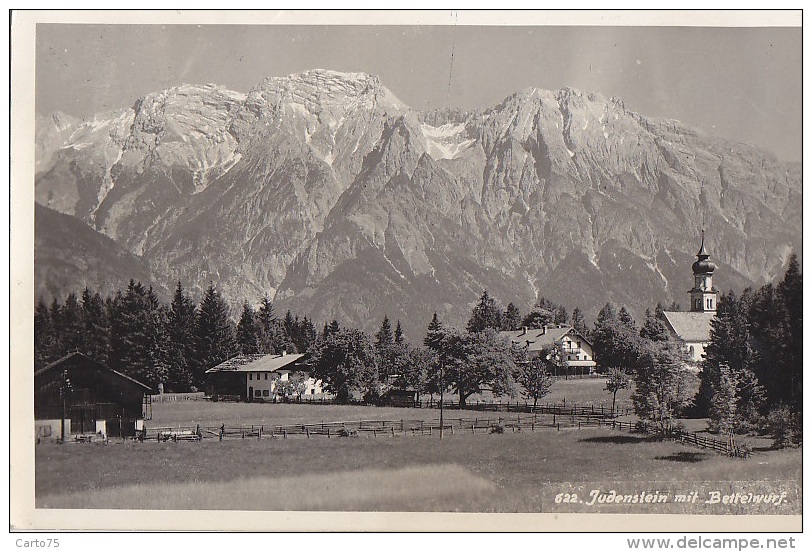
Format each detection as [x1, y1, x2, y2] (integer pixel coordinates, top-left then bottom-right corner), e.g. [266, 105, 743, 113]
[133, 410, 747, 458]
[151, 392, 206, 403]
[290, 396, 634, 417]
[580, 418, 749, 458]
[135, 412, 578, 443]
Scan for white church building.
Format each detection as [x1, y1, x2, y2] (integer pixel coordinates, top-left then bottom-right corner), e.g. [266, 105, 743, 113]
[662, 232, 719, 365]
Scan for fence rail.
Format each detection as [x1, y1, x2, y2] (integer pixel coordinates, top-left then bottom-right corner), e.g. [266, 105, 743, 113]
[288, 396, 634, 418]
[132, 409, 746, 458]
[151, 392, 206, 403]
[583, 418, 749, 458]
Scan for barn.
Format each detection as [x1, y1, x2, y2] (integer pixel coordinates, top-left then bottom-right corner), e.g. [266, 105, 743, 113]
[34, 352, 153, 441]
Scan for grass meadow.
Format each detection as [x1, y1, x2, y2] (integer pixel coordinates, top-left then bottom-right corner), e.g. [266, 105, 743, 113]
[35, 378, 801, 513]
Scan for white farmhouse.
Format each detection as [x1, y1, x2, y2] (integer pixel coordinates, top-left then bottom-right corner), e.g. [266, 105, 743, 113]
[500, 325, 596, 375]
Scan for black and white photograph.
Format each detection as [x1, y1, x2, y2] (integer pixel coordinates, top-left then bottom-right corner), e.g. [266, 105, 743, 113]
[9, 9, 803, 535]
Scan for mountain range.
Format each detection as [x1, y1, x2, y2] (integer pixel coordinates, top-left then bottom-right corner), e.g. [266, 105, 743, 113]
[34, 69, 802, 339]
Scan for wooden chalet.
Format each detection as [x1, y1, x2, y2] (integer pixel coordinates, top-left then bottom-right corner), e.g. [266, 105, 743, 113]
[34, 352, 153, 440]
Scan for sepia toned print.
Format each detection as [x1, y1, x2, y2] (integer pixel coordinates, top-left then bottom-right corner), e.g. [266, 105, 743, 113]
[11, 10, 802, 532]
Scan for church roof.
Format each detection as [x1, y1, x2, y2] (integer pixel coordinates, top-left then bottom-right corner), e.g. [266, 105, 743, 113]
[662, 311, 716, 343]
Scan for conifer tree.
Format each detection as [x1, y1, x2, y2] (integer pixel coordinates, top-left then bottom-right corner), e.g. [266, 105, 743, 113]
[502, 303, 522, 331]
[108, 280, 169, 390]
[191, 283, 236, 387]
[467, 290, 504, 333]
[640, 309, 670, 342]
[79, 287, 109, 364]
[165, 281, 196, 392]
[296, 316, 317, 352]
[256, 296, 278, 354]
[698, 289, 764, 427]
[236, 302, 260, 355]
[322, 320, 341, 340]
[570, 307, 589, 336]
[375, 315, 394, 347]
[554, 305, 569, 325]
[59, 292, 84, 353]
[424, 312, 444, 351]
[394, 319, 405, 344]
[618, 306, 637, 333]
[34, 297, 55, 370]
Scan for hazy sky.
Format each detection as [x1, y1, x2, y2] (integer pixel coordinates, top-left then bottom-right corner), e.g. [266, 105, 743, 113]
[36, 24, 801, 161]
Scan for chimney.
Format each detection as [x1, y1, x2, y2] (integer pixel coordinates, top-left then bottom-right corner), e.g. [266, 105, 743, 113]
[521, 326, 527, 336]
[541, 326, 547, 335]
[281, 350, 287, 357]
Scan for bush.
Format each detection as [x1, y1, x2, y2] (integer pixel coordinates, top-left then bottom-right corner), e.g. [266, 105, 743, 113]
[489, 424, 505, 434]
[338, 428, 359, 438]
[766, 405, 802, 449]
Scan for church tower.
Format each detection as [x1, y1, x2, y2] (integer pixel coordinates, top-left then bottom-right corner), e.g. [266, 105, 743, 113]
[689, 230, 718, 313]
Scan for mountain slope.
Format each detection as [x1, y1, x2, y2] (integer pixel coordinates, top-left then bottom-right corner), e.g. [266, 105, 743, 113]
[34, 202, 159, 301]
[35, 70, 801, 337]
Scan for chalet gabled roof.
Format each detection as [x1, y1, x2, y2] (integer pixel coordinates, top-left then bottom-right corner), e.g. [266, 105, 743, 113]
[205, 353, 309, 374]
[499, 325, 591, 353]
[35, 351, 153, 392]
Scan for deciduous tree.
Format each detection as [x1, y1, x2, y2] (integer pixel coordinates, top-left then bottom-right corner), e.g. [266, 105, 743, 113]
[310, 328, 379, 403]
[513, 344, 558, 410]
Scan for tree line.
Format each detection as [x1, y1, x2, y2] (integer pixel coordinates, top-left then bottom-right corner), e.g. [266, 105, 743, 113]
[35, 280, 318, 392]
[307, 293, 569, 408]
[699, 254, 802, 444]
[35, 254, 801, 447]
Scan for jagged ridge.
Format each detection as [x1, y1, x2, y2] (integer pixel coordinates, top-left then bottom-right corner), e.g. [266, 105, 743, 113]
[34, 70, 801, 338]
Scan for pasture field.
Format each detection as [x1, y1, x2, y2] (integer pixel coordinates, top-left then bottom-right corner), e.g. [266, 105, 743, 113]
[145, 375, 636, 428]
[36, 408, 800, 514]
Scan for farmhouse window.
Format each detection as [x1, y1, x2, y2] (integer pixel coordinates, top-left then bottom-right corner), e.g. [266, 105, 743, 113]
[263, 390, 269, 397]
[577, 341, 581, 349]
[265, 373, 268, 380]
[255, 390, 261, 397]
[249, 373, 252, 380]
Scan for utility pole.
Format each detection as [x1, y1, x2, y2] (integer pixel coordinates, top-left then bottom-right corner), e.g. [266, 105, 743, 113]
[59, 369, 71, 444]
[439, 362, 444, 440]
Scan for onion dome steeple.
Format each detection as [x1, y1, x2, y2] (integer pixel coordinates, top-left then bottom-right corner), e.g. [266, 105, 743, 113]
[688, 230, 718, 313]
[692, 230, 717, 275]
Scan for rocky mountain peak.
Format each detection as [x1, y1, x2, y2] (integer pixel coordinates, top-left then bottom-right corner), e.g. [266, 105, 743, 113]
[35, 71, 801, 339]
[252, 69, 407, 114]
